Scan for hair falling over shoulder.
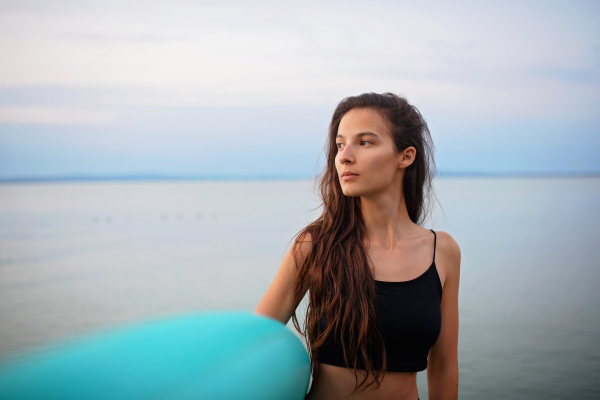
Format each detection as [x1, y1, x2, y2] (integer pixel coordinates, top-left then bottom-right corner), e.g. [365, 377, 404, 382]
[289, 92, 437, 394]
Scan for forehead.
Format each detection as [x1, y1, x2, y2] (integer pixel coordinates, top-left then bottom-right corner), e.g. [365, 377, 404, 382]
[337, 108, 391, 139]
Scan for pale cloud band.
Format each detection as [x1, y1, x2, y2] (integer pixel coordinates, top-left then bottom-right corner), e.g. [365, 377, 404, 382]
[0, 0, 598, 120]
[0, 106, 113, 124]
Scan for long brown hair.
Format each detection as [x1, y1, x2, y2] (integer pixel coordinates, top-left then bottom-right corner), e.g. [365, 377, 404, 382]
[290, 92, 437, 393]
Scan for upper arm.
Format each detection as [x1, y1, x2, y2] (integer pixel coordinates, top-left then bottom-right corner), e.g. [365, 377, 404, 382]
[254, 232, 312, 324]
[428, 230, 461, 370]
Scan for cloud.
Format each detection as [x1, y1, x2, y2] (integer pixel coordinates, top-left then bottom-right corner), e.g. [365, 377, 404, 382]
[0, 106, 112, 124]
[0, 0, 598, 119]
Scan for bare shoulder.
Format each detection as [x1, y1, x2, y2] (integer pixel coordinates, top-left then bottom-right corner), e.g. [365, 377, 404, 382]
[433, 230, 461, 289]
[435, 231, 461, 262]
[291, 230, 314, 267]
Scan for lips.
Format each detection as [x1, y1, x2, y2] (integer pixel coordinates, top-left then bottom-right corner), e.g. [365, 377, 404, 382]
[341, 172, 359, 180]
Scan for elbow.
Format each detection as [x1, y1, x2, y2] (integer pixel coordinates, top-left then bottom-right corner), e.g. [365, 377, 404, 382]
[427, 363, 459, 400]
[253, 307, 289, 325]
[253, 306, 273, 319]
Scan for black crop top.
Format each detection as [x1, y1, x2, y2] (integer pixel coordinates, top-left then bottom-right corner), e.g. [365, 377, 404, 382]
[318, 229, 443, 372]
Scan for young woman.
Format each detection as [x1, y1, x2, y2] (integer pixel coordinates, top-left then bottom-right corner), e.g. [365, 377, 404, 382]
[255, 92, 460, 400]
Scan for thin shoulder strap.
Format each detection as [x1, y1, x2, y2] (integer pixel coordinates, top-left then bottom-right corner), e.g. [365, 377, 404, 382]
[429, 229, 437, 264]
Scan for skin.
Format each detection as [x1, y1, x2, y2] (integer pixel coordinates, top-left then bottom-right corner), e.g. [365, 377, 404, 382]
[255, 108, 460, 400]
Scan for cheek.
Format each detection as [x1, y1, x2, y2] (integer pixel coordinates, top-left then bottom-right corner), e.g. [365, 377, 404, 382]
[361, 154, 399, 189]
[367, 151, 397, 175]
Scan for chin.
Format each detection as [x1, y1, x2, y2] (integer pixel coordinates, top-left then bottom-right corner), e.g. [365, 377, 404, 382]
[340, 184, 364, 197]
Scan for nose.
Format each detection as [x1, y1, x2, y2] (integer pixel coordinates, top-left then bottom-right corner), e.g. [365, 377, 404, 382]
[337, 144, 355, 165]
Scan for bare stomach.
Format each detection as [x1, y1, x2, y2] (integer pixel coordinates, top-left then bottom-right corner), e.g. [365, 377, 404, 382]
[305, 363, 419, 400]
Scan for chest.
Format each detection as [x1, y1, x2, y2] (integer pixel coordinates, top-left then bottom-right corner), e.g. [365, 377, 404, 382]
[367, 241, 445, 290]
[318, 276, 443, 363]
[374, 280, 442, 341]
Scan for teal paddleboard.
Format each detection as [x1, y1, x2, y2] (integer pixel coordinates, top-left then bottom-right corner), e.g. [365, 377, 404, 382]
[0, 311, 310, 400]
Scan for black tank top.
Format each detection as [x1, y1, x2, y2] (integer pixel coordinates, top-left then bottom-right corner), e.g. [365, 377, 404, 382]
[318, 229, 443, 372]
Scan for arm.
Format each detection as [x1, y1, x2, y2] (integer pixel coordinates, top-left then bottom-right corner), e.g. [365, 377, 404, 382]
[254, 233, 312, 325]
[427, 231, 461, 400]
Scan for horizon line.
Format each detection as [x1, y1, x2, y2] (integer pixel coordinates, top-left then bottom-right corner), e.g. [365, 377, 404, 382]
[1, 171, 599, 184]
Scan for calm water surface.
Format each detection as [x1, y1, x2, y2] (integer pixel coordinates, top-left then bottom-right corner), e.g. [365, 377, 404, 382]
[0, 177, 598, 399]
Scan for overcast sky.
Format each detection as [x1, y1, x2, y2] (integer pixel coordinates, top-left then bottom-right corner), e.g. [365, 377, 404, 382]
[0, 0, 598, 179]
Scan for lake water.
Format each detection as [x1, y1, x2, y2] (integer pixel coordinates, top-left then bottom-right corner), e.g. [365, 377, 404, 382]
[0, 177, 598, 399]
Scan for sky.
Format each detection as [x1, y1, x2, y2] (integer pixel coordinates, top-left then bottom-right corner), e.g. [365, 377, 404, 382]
[0, 0, 599, 179]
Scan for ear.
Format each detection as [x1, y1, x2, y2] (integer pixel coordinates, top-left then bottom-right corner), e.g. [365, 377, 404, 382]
[398, 146, 417, 169]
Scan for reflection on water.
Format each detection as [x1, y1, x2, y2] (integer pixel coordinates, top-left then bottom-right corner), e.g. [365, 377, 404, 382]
[0, 177, 598, 399]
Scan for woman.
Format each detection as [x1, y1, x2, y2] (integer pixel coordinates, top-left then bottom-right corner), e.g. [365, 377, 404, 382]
[255, 92, 460, 400]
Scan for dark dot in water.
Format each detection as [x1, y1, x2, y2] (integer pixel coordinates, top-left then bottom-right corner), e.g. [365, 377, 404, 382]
[195, 212, 202, 220]
[176, 212, 183, 220]
[105, 216, 112, 223]
[211, 212, 218, 220]
[92, 216, 99, 223]
[161, 213, 168, 221]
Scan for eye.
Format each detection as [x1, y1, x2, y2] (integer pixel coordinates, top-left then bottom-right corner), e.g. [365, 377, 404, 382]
[360, 140, 371, 146]
[336, 142, 344, 150]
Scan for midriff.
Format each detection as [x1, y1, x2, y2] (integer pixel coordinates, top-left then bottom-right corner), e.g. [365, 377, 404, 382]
[305, 363, 419, 400]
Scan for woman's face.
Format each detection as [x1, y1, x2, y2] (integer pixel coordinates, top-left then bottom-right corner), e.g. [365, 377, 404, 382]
[335, 107, 413, 197]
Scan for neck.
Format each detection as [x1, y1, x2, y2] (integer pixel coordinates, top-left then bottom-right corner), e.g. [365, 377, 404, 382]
[360, 180, 414, 250]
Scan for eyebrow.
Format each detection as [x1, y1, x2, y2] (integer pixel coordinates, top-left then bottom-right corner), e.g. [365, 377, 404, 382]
[336, 132, 380, 139]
